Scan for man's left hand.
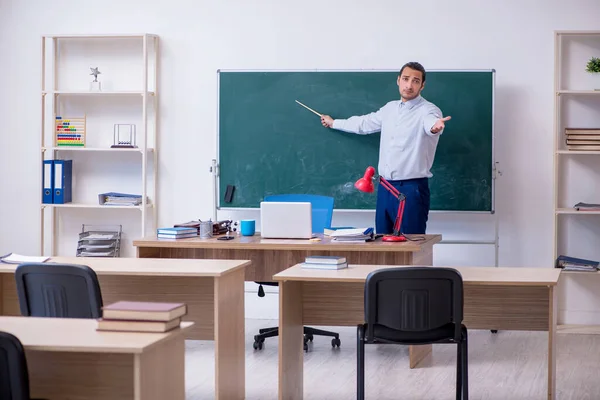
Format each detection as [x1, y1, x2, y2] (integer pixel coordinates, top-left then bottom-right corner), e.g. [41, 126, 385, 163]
[431, 116, 451, 134]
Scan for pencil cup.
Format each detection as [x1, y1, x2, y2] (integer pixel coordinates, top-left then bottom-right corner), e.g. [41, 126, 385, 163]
[199, 221, 213, 238]
[240, 219, 255, 236]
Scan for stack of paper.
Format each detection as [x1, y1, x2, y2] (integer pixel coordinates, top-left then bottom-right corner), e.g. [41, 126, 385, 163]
[98, 192, 144, 206]
[0, 253, 49, 264]
[329, 228, 374, 242]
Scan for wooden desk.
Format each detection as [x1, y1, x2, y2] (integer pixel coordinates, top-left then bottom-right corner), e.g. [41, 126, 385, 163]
[0, 316, 192, 400]
[0, 257, 249, 400]
[133, 234, 442, 281]
[274, 264, 561, 400]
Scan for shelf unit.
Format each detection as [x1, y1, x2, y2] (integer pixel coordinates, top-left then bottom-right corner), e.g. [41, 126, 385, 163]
[553, 30, 600, 258]
[554, 30, 600, 331]
[40, 34, 159, 256]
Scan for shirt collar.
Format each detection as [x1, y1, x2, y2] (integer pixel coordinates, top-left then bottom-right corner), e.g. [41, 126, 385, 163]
[400, 95, 423, 110]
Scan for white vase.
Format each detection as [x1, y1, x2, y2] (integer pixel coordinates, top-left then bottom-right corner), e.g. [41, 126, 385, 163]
[593, 73, 600, 91]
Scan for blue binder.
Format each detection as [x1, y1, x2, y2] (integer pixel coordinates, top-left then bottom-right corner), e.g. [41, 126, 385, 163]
[53, 159, 73, 204]
[42, 160, 54, 204]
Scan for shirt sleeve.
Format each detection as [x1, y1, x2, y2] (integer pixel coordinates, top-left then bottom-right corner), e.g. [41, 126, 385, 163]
[423, 104, 444, 136]
[332, 106, 385, 135]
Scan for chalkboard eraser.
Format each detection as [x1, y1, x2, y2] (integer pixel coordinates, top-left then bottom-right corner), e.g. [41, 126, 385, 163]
[225, 185, 235, 203]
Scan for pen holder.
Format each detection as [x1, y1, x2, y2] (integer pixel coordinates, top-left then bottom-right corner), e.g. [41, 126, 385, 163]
[199, 221, 213, 238]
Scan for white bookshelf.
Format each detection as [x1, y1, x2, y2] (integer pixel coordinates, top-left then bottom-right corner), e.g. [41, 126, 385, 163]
[40, 34, 159, 256]
[554, 30, 600, 331]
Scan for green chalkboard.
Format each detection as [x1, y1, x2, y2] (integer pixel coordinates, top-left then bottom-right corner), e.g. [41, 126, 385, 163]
[218, 70, 494, 211]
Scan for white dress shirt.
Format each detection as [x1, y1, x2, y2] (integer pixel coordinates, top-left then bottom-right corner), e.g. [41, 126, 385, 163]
[332, 95, 444, 181]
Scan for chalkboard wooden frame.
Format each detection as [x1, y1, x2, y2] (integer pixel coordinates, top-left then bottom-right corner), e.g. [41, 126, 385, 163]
[216, 69, 496, 213]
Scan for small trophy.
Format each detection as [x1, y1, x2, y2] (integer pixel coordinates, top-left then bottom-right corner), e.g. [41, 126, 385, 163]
[89, 67, 102, 91]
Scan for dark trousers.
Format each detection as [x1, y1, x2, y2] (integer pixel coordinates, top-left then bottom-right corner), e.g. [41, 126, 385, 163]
[375, 178, 430, 235]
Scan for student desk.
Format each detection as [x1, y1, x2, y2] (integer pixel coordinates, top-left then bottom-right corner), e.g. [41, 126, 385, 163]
[0, 257, 249, 400]
[133, 234, 442, 282]
[0, 316, 192, 400]
[274, 264, 561, 400]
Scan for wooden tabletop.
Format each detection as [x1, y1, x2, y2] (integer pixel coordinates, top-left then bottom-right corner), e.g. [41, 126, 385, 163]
[132, 233, 442, 252]
[0, 257, 251, 277]
[274, 264, 562, 286]
[0, 316, 194, 353]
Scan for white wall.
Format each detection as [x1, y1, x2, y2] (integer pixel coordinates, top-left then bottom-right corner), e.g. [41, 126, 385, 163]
[2, 0, 600, 320]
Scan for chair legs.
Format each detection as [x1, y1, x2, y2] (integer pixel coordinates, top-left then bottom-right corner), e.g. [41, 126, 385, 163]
[253, 326, 279, 350]
[461, 326, 469, 400]
[456, 338, 462, 400]
[304, 326, 341, 349]
[253, 325, 341, 351]
[456, 326, 469, 400]
[357, 325, 468, 400]
[357, 324, 366, 400]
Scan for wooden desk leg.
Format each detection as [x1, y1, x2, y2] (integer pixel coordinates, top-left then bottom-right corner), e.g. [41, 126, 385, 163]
[135, 333, 186, 400]
[409, 344, 432, 368]
[0, 275, 4, 315]
[279, 281, 304, 400]
[214, 268, 246, 400]
[548, 286, 557, 400]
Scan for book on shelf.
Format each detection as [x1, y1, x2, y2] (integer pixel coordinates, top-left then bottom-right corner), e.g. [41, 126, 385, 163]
[555, 255, 599, 272]
[102, 301, 187, 322]
[565, 128, 600, 150]
[573, 202, 600, 211]
[565, 128, 600, 135]
[98, 192, 144, 206]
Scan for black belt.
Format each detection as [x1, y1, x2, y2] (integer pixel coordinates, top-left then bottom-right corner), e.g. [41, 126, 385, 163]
[387, 177, 428, 185]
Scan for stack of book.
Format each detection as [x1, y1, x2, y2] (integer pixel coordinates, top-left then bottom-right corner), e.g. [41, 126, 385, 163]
[555, 255, 599, 272]
[301, 255, 348, 270]
[565, 128, 600, 151]
[174, 220, 201, 235]
[157, 227, 198, 239]
[97, 301, 187, 333]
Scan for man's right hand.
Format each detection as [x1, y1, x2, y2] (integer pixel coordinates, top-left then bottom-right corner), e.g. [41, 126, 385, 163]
[321, 115, 334, 128]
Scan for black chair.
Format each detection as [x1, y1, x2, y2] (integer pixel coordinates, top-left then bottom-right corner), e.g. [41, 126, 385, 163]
[253, 194, 340, 352]
[0, 331, 31, 400]
[253, 281, 341, 351]
[15, 262, 103, 318]
[357, 267, 468, 400]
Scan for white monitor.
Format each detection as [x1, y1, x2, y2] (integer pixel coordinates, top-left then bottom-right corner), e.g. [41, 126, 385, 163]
[260, 201, 313, 239]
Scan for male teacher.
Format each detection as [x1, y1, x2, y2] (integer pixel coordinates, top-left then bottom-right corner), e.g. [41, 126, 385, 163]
[320, 62, 451, 235]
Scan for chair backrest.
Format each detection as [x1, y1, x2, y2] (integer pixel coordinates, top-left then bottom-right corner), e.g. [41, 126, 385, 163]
[263, 194, 334, 233]
[0, 331, 30, 400]
[364, 267, 464, 341]
[15, 262, 103, 319]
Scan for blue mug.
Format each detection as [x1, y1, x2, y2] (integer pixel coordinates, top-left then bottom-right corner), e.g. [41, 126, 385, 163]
[240, 219, 255, 236]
